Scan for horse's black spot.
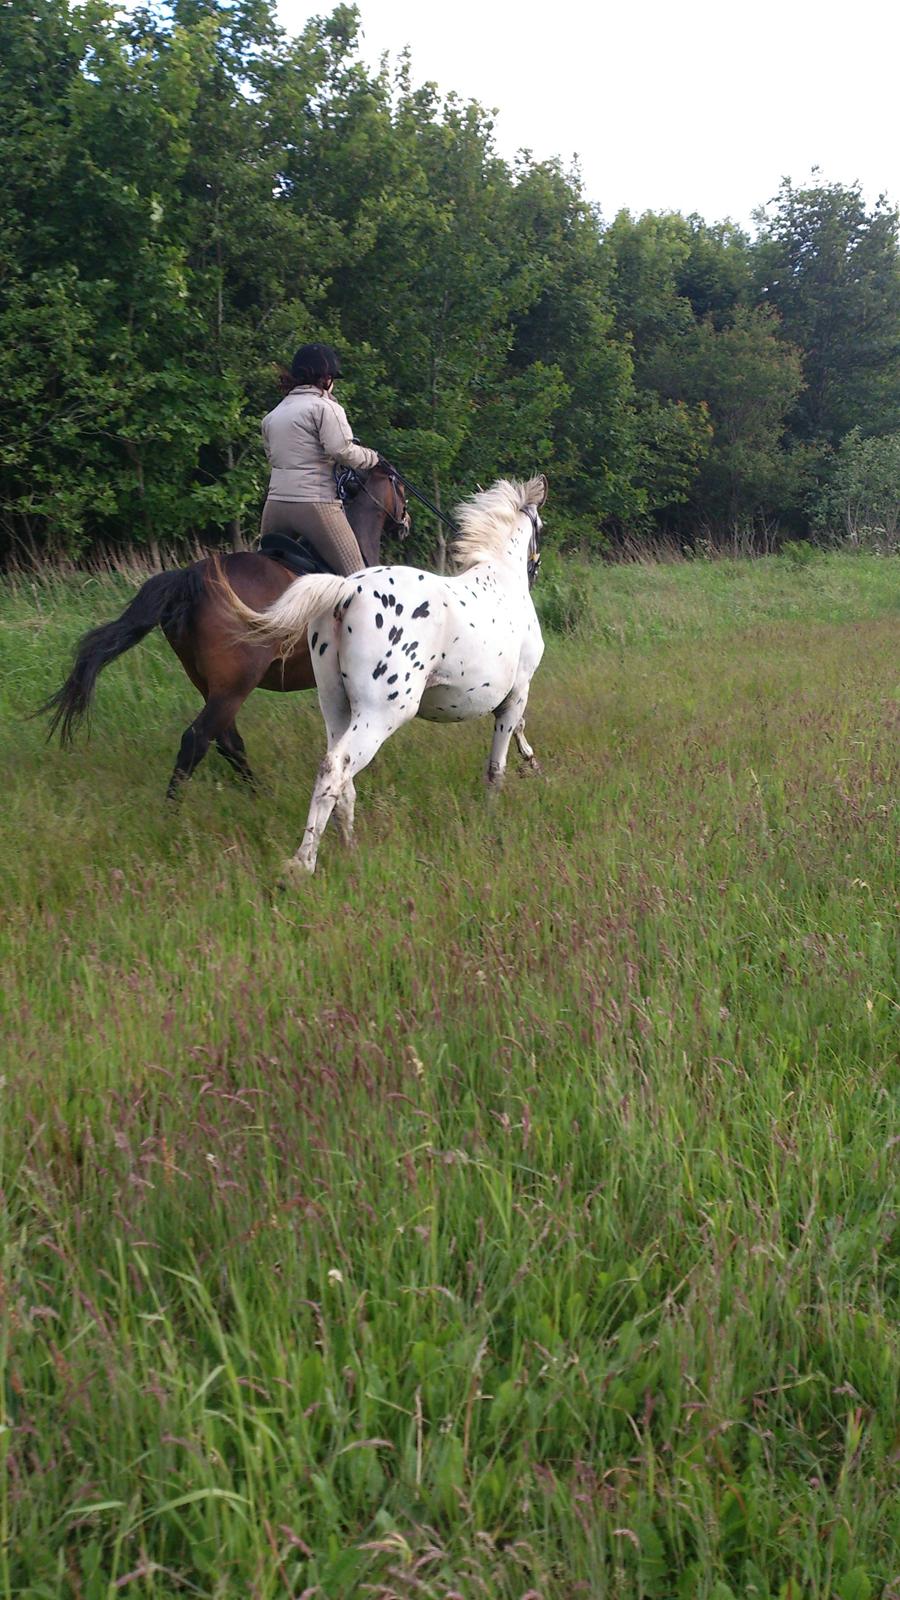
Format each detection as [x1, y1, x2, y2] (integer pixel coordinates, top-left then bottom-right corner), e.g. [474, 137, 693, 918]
[482, 681, 490, 686]
[342, 595, 353, 610]
[389, 625, 403, 644]
[395, 603, 403, 616]
[311, 631, 318, 649]
[373, 660, 387, 679]
[388, 691, 398, 701]
[375, 613, 383, 629]
[418, 573, 425, 580]
[387, 673, 398, 684]
[412, 601, 430, 619]
[319, 641, 328, 655]
[357, 585, 363, 593]
[405, 672, 410, 681]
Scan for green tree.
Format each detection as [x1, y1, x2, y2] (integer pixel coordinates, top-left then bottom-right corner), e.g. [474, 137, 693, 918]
[754, 175, 900, 445]
[644, 308, 805, 528]
[506, 163, 641, 538]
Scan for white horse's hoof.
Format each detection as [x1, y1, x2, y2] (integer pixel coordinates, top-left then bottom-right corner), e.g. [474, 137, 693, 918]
[278, 855, 315, 888]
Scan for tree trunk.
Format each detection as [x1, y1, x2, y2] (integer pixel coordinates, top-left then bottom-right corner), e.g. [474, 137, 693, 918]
[432, 469, 446, 573]
[225, 440, 243, 550]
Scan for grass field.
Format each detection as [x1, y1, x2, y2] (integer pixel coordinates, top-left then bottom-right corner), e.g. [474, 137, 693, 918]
[0, 552, 898, 1599]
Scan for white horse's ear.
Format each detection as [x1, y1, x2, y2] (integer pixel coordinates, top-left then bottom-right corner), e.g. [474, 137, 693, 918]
[535, 474, 549, 507]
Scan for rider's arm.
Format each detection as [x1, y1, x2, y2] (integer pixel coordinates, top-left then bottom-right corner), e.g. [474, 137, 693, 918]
[316, 396, 379, 473]
[261, 414, 274, 463]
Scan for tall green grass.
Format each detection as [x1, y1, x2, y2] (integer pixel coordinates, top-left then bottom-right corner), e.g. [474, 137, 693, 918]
[0, 554, 898, 1598]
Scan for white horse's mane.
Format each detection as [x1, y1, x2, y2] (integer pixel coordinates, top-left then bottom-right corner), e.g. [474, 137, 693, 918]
[450, 477, 545, 573]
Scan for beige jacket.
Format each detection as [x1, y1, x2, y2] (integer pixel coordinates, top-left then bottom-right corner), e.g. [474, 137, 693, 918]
[262, 386, 379, 502]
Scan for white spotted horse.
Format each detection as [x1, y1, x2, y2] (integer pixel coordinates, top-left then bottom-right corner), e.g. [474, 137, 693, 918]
[217, 475, 547, 874]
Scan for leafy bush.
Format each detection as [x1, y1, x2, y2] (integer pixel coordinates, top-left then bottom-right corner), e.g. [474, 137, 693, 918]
[780, 538, 818, 569]
[533, 552, 593, 633]
[811, 429, 900, 551]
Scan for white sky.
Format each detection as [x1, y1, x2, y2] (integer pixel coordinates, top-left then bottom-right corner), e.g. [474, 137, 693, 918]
[276, 0, 899, 229]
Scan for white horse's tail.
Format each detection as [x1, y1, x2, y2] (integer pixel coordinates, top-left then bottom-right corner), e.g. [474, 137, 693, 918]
[214, 561, 352, 653]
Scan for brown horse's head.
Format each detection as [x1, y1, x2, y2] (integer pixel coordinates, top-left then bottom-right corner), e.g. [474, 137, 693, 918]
[345, 465, 410, 566]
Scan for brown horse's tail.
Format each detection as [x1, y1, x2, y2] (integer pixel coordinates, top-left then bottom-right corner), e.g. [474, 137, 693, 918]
[38, 564, 205, 745]
[211, 557, 352, 656]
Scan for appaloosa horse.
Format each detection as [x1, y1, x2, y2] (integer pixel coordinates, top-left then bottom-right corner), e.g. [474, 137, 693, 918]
[218, 475, 546, 874]
[40, 465, 408, 796]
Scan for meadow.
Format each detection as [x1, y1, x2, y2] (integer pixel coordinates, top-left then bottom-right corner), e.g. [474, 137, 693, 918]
[0, 551, 898, 1599]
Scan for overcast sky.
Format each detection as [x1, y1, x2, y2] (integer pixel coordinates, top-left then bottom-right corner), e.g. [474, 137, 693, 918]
[276, 0, 899, 229]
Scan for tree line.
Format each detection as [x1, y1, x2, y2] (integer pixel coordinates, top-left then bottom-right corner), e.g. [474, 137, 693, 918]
[2, 0, 899, 562]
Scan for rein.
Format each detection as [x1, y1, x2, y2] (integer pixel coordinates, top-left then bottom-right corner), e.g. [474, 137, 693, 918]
[388, 472, 459, 536]
[349, 447, 459, 536]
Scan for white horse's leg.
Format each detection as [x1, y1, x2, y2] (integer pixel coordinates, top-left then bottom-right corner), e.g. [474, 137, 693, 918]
[333, 776, 356, 846]
[487, 688, 530, 788]
[292, 714, 403, 874]
[286, 630, 352, 876]
[513, 718, 541, 773]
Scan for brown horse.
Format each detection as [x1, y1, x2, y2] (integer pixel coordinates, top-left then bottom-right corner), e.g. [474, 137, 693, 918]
[41, 465, 408, 796]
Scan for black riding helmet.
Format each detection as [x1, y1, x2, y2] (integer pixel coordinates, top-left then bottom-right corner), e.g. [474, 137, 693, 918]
[291, 342, 343, 386]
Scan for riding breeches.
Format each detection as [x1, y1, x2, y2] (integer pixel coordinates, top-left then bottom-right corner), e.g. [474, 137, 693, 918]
[260, 498, 364, 576]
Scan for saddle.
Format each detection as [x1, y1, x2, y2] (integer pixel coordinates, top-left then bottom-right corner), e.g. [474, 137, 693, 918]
[257, 468, 363, 578]
[257, 530, 334, 578]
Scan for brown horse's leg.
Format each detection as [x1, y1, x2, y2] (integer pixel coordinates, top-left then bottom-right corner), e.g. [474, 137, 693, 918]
[215, 723, 256, 787]
[166, 693, 251, 800]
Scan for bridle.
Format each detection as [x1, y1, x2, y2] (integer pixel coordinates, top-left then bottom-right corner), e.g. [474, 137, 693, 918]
[337, 466, 411, 537]
[525, 505, 542, 589]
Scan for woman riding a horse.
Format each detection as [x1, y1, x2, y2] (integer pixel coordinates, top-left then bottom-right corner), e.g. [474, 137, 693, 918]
[262, 343, 381, 576]
[41, 345, 408, 794]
